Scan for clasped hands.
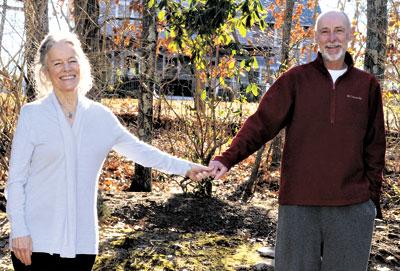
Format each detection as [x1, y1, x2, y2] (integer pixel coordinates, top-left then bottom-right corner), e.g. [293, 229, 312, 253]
[185, 160, 228, 181]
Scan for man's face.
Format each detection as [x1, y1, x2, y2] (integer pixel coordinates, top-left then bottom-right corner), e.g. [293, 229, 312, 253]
[315, 13, 352, 68]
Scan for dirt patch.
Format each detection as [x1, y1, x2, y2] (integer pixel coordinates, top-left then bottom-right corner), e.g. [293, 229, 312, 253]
[94, 191, 277, 271]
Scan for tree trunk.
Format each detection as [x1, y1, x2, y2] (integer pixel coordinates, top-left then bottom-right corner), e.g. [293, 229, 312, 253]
[241, 48, 274, 202]
[0, 0, 8, 55]
[129, 0, 157, 192]
[364, 0, 388, 220]
[24, 0, 48, 101]
[279, 0, 295, 69]
[269, 0, 295, 170]
[194, 69, 205, 112]
[308, 0, 319, 62]
[230, 58, 263, 201]
[364, 0, 388, 82]
[73, 0, 100, 99]
[241, 0, 295, 199]
[73, 0, 99, 52]
[242, 144, 266, 202]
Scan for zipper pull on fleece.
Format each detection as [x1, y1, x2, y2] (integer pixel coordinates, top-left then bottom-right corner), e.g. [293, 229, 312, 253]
[330, 84, 336, 124]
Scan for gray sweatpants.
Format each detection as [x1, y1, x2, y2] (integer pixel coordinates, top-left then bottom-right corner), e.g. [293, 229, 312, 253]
[275, 200, 376, 271]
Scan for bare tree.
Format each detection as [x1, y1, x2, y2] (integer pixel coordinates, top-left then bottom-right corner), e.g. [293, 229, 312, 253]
[242, 0, 295, 201]
[73, 0, 99, 52]
[0, 0, 8, 55]
[269, 0, 295, 170]
[24, 0, 48, 100]
[129, 0, 158, 192]
[73, 0, 100, 99]
[364, 0, 388, 81]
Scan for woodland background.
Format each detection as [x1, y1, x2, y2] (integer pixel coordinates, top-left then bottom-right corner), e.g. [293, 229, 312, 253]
[0, 0, 399, 270]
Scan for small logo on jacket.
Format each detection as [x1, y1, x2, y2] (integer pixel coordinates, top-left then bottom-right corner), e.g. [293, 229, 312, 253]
[346, 94, 363, 100]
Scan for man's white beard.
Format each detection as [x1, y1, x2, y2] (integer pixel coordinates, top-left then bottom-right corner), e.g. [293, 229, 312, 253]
[321, 47, 346, 62]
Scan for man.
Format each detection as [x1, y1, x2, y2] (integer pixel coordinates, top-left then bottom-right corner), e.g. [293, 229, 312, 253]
[209, 10, 385, 271]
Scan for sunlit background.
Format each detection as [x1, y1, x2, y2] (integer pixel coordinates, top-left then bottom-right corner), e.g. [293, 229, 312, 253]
[0, 0, 364, 66]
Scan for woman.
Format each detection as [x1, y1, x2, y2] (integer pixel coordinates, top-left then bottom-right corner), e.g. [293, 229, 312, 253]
[6, 32, 209, 271]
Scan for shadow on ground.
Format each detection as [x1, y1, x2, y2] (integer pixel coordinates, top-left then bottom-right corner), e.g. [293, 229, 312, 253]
[94, 192, 276, 271]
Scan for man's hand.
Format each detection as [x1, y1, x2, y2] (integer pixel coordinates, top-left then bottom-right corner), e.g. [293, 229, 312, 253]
[186, 164, 211, 181]
[12, 236, 32, 266]
[209, 160, 228, 179]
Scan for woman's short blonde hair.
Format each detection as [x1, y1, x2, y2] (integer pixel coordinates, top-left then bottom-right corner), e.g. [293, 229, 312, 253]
[33, 31, 93, 98]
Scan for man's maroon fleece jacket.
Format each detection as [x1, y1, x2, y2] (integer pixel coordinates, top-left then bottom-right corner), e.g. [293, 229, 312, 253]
[214, 52, 385, 215]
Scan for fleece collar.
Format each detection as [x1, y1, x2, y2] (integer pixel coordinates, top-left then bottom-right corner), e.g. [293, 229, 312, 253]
[312, 51, 355, 76]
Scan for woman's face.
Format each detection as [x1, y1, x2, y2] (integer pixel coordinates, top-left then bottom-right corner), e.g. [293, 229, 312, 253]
[45, 41, 80, 94]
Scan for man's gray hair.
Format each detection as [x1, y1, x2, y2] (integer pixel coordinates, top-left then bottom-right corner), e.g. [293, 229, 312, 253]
[314, 10, 351, 32]
[33, 31, 93, 98]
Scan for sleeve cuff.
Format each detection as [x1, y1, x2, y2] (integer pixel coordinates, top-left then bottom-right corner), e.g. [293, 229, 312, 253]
[9, 217, 30, 239]
[10, 227, 30, 239]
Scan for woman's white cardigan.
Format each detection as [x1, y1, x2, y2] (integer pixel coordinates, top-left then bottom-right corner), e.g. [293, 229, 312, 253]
[6, 93, 192, 257]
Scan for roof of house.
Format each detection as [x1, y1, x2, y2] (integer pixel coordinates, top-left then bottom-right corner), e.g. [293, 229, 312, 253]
[262, 0, 320, 26]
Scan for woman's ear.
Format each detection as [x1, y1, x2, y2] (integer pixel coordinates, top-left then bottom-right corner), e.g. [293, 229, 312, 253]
[39, 67, 51, 87]
[41, 67, 49, 80]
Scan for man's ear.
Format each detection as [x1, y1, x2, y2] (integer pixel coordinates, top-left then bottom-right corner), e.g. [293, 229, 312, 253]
[313, 30, 318, 44]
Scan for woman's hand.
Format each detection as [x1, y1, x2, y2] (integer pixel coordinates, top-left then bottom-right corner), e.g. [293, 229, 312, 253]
[185, 164, 212, 181]
[12, 236, 32, 266]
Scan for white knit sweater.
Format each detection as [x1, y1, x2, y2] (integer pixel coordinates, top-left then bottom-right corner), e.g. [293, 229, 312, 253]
[6, 93, 192, 257]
